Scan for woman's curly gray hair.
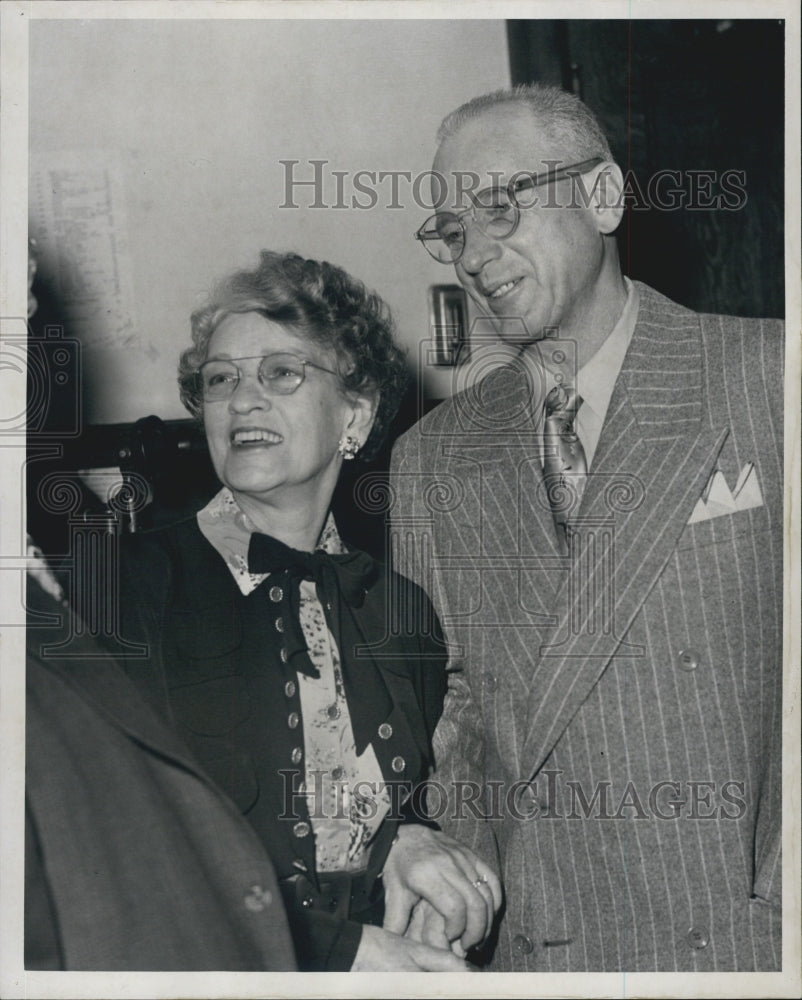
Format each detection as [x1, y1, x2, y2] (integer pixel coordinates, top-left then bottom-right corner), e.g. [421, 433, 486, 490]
[178, 251, 409, 460]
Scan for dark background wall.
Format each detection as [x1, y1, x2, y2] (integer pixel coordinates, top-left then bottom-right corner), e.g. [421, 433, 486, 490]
[508, 18, 785, 319]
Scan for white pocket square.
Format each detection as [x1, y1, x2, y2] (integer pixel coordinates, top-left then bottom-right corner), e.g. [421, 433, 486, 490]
[687, 463, 763, 524]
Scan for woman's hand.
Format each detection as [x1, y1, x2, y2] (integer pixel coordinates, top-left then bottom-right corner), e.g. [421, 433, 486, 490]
[381, 825, 502, 952]
[351, 924, 471, 971]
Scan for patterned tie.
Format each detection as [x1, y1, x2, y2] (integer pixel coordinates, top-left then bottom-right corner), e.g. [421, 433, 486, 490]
[542, 384, 587, 552]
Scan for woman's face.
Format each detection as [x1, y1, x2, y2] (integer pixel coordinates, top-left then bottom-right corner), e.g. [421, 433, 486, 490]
[202, 312, 372, 511]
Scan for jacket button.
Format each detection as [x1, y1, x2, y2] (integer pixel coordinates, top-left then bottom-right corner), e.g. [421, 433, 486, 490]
[677, 648, 700, 671]
[275, 616, 284, 633]
[269, 586, 283, 603]
[292, 821, 310, 838]
[391, 755, 405, 773]
[326, 703, 341, 720]
[512, 933, 534, 955]
[280, 647, 288, 663]
[378, 722, 393, 740]
[284, 680, 296, 698]
[288, 712, 299, 729]
[291, 747, 303, 764]
[686, 926, 709, 950]
[243, 884, 272, 911]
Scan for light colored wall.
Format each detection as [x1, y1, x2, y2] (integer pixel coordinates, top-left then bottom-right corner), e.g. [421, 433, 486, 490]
[29, 17, 510, 424]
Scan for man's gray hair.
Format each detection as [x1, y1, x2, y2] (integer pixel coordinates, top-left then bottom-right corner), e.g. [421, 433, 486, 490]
[437, 84, 615, 164]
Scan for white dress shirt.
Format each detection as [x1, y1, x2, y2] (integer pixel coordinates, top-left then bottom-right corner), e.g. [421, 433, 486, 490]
[534, 278, 640, 471]
[575, 278, 640, 468]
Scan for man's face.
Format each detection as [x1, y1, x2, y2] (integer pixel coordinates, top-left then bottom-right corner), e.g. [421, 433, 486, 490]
[432, 104, 608, 347]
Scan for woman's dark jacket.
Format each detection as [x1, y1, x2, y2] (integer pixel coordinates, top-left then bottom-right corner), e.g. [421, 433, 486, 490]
[118, 516, 447, 970]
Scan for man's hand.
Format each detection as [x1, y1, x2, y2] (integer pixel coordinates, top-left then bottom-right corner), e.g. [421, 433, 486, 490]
[351, 924, 471, 971]
[407, 898, 466, 957]
[381, 825, 502, 951]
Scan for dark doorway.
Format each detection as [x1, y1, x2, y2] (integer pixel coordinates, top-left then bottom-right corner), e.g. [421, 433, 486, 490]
[507, 19, 784, 318]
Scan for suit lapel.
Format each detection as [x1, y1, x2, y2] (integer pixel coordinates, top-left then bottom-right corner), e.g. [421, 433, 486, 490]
[519, 284, 729, 778]
[438, 358, 563, 615]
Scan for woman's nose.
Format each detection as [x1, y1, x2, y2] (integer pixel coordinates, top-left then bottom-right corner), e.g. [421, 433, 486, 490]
[227, 372, 271, 412]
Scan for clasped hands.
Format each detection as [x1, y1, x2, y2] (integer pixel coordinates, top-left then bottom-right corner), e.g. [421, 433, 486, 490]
[351, 825, 502, 971]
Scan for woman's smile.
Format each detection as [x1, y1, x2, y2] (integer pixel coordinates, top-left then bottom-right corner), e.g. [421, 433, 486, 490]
[229, 426, 284, 447]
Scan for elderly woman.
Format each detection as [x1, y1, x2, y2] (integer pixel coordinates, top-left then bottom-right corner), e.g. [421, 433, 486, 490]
[119, 251, 500, 971]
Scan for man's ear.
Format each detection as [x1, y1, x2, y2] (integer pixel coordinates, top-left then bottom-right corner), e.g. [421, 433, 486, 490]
[586, 161, 625, 235]
[345, 391, 379, 448]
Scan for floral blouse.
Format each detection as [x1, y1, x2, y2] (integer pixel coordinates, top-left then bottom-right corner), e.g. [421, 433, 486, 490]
[197, 488, 390, 873]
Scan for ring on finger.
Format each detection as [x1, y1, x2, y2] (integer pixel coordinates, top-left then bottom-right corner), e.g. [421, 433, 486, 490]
[472, 874, 489, 889]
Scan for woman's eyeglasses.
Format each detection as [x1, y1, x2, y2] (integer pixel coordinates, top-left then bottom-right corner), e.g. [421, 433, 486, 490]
[197, 352, 339, 402]
[414, 157, 604, 264]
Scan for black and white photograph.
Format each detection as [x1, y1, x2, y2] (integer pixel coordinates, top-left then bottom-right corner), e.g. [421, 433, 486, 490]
[1, 2, 799, 998]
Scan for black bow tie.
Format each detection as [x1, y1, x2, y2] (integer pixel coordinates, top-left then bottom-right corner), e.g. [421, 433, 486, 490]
[247, 531, 387, 755]
[247, 532, 377, 607]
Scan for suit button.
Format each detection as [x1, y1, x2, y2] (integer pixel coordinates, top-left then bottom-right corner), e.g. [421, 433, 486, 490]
[288, 712, 299, 729]
[512, 933, 534, 955]
[677, 648, 700, 671]
[291, 747, 303, 764]
[484, 674, 498, 692]
[243, 884, 272, 911]
[686, 926, 709, 950]
[378, 722, 393, 740]
[280, 647, 288, 663]
[269, 586, 283, 603]
[275, 616, 284, 633]
[284, 680, 296, 698]
[292, 821, 310, 838]
[391, 755, 405, 773]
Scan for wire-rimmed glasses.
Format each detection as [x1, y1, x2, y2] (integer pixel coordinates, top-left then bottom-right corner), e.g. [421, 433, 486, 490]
[198, 352, 339, 402]
[414, 157, 605, 264]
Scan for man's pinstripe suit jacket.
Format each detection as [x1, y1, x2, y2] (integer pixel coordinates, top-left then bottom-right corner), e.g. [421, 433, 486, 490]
[390, 281, 783, 971]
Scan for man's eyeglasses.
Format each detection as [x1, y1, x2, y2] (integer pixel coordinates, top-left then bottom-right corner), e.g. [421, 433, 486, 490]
[414, 157, 604, 264]
[197, 352, 339, 402]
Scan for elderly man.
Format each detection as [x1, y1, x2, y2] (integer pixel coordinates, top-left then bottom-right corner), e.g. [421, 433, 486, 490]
[390, 85, 783, 971]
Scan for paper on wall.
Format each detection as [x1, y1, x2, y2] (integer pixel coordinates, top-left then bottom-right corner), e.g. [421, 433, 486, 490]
[30, 150, 137, 351]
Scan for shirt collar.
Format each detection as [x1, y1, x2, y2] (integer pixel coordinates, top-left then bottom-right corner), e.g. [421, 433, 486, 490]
[196, 486, 346, 596]
[576, 276, 639, 427]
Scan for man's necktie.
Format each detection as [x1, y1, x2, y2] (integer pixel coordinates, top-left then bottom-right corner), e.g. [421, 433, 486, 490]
[542, 384, 588, 552]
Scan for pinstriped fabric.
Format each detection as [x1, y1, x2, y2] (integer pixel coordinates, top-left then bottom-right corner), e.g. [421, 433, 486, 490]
[389, 282, 783, 970]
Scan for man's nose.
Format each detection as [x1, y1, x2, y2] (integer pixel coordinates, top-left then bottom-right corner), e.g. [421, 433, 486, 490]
[459, 217, 503, 274]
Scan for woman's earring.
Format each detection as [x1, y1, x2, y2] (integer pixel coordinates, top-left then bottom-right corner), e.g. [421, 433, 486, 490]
[337, 435, 361, 460]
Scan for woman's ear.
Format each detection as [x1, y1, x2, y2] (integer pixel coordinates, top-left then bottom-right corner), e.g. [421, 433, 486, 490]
[345, 392, 379, 448]
[585, 161, 625, 235]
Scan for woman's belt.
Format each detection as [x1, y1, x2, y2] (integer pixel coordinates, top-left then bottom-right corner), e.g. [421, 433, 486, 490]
[280, 870, 384, 924]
